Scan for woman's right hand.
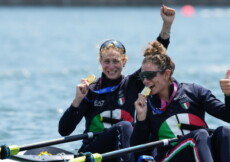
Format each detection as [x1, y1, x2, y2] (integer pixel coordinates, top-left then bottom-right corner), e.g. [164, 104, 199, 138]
[160, 5, 176, 39]
[72, 79, 90, 108]
[161, 5, 176, 25]
[135, 93, 148, 121]
[220, 69, 230, 96]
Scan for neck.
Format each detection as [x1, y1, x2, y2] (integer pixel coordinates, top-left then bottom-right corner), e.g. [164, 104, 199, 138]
[158, 83, 170, 102]
[101, 73, 122, 86]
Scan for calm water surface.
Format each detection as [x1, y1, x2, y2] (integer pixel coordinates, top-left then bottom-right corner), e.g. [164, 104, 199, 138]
[0, 6, 230, 152]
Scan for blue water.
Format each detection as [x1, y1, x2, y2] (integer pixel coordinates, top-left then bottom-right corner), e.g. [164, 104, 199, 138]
[0, 6, 230, 153]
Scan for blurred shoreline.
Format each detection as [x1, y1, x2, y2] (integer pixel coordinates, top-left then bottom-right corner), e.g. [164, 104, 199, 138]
[0, 0, 230, 7]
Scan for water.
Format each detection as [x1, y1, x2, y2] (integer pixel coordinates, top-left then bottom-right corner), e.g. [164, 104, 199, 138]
[0, 6, 230, 153]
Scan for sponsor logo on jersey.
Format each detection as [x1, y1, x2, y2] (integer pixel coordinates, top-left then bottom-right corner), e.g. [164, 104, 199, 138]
[94, 100, 105, 107]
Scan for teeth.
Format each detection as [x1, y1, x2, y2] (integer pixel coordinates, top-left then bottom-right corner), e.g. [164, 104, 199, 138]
[141, 87, 151, 96]
[108, 70, 116, 74]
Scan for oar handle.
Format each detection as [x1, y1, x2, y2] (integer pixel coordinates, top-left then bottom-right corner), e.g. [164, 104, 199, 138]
[102, 138, 178, 160]
[20, 132, 101, 151]
[69, 138, 178, 162]
[0, 145, 19, 159]
[0, 132, 102, 159]
[69, 153, 102, 162]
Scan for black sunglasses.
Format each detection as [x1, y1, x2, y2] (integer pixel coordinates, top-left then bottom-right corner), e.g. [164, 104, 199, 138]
[100, 40, 126, 54]
[139, 71, 163, 81]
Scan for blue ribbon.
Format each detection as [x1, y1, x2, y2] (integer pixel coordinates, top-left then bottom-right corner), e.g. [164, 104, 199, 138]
[91, 84, 120, 94]
[147, 97, 165, 115]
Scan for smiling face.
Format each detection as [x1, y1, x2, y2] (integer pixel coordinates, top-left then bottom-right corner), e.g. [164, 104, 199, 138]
[100, 47, 127, 80]
[141, 62, 171, 99]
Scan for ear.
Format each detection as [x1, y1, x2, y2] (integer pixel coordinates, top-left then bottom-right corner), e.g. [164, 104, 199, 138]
[164, 69, 172, 80]
[123, 56, 128, 67]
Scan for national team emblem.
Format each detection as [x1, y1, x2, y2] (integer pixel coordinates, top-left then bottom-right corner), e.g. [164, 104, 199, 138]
[118, 97, 125, 105]
[181, 101, 190, 109]
[118, 90, 125, 105]
[179, 95, 190, 110]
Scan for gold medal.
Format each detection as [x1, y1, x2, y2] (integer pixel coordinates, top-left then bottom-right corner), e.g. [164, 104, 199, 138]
[141, 87, 151, 96]
[84, 74, 96, 84]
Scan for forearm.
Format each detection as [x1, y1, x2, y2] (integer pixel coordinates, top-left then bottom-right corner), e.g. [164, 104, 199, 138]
[58, 105, 82, 136]
[225, 95, 230, 109]
[159, 5, 175, 42]
[72, 97, 82, 107]
[203, 88, 230, 123]
[159, 21, 172, 40]
[131, 120, 151, 159]
[157, 35, 170, 49]
[131, 120, 150, 146]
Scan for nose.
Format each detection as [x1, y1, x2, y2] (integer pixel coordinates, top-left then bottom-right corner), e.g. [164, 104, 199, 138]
[107, 62, 114, 68]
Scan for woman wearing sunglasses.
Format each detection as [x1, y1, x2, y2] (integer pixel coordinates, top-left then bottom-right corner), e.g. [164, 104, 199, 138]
[131, 40, 230, 162]
[59, 5, 175, 162]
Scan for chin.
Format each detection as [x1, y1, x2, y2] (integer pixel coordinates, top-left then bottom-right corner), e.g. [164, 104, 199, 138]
[106, 74, 119, 80]
[111, 76, 120, 80]
[150, 90, 157, 95]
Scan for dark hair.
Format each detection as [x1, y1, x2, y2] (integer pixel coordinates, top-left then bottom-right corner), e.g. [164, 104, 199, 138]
[142, 41, 175, 80]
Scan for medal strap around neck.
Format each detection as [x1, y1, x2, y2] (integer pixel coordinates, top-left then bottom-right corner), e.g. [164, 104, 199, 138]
[147, 82, 178, 114]
[161, 82, 178, 108]
[90, 78, 121, 94]
[91, 85, 120, 94]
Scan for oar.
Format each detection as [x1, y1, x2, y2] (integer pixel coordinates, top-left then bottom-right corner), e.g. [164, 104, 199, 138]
[0, 132, 101, 159]
[69, 137, 179, 162]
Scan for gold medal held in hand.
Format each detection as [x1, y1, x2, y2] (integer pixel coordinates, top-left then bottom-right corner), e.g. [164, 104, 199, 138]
[84, 74, 96, 84]
[141, 87, 151, 97]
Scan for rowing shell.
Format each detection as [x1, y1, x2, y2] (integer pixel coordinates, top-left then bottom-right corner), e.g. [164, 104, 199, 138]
[7, 146, 74, 162]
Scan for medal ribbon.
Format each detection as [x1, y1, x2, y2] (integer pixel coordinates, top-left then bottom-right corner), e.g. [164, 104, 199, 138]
[148, 82, 178, 114]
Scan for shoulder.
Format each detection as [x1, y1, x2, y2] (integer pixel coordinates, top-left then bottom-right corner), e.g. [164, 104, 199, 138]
[175, 79, 206, 90]
[124, 68, 142, 83]
[176, 81, 211, 97]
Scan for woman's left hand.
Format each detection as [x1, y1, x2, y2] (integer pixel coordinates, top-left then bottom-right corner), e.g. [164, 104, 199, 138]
[220, 69, 230, 96]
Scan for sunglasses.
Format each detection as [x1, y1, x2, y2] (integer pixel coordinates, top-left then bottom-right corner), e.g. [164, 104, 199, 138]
[100, 40, 126, 54]
[139, 71, 163, 81]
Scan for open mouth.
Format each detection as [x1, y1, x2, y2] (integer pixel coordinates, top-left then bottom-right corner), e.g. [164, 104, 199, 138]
[107, 70, 117, 75]
[149, 84, 156, 93]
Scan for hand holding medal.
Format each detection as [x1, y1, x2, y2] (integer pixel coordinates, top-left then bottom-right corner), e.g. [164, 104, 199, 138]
[84, 74, 96, 84]
[141, 86, 151, 97]
[72, 74, 96, 108]
[135, 87, 151, 121]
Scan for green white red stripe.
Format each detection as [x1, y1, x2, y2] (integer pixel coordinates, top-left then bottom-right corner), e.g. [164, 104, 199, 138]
[89, 109, 133, 132]
[181, 102, 190, 109]
[118, 97, 125, 105]
[161, 138, 200, 162]
[158, 113, 208, 140]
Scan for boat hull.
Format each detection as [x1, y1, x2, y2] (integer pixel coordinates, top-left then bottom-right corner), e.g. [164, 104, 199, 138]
[9, 146, 75, 162]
